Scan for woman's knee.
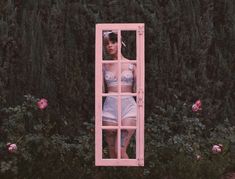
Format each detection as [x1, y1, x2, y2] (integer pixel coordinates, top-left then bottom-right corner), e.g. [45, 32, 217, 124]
[105, 130, 116, 146]
[121, 117, 136, 126]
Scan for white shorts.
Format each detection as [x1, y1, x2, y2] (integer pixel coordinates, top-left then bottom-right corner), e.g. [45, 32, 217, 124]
[102, 96, 137, 123]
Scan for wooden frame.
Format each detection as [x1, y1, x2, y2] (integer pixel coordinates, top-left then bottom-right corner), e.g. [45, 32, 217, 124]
[95, 23, 145, 166]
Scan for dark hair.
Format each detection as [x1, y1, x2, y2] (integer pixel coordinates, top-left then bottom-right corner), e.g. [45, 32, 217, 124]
[103, 32, 126, 49]
[108, 32, 117, 43]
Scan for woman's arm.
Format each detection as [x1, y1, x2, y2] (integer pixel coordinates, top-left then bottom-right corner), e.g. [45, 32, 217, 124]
[103, 77, 105, 93]
[133, 64, 137, 93]
[102, 65, 105, 93]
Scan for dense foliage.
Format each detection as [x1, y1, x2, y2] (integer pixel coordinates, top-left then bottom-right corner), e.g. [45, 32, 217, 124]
[0, 0, 234, 178]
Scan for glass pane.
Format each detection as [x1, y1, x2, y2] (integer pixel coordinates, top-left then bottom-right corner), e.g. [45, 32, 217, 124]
[102, 96, 119, 126]
[121, 31, 136, 60]
[102, 129, 118, 159]
[120, 95, 137, 127]
[103, 30, 119, 61]
[102, 62, 119, 93]
[121, 62, 137, 93]
[120, 129, 136, 159]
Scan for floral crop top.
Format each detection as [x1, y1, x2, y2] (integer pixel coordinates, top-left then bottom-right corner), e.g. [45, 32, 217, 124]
[103, 64, 135, 87]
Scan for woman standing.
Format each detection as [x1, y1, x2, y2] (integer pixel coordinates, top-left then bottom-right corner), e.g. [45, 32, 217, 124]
[102, 31, 137, 159]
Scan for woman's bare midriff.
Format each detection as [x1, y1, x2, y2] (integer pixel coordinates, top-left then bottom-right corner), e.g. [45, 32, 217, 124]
[107, 86, 133, 93]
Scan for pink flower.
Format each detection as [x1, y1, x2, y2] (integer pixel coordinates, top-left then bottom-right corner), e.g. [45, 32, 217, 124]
[195, 100, 201, 107]
[218, 144, 223, 148]
[192, 104, 199, 112]
[37, 98, 48, 110]
[7, 143, 17, 153]
[192, 100, 202, 112]
[212, 144, 223, 154]
[218, 144, 224, 151]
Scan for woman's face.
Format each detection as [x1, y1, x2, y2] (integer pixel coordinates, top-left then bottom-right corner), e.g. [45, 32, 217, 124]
[105, 39, 118, 56]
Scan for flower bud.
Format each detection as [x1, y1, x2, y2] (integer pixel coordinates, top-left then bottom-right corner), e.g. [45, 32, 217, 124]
[7, 143, 17, 153]
[212, 144, 222, 154]
[37, 98, 48, 110]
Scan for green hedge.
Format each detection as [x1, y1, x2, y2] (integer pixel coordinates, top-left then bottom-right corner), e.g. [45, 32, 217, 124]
[0, 0, 235, 178]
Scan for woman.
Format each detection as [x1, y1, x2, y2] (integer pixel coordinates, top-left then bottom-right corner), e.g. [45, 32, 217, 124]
[102, 31, 137, 159]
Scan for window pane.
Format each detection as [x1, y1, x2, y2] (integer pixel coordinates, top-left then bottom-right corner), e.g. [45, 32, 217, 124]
[121, 62, 137, 93]
[103, 30, 119, 61]
[120, 129, 136, 159]
[102, 96, 119, 126]
[102, 62, 119, 94]
[121, 31, 136, 60]
[102, 129, 118, 159]
[120, 95, 137, 127]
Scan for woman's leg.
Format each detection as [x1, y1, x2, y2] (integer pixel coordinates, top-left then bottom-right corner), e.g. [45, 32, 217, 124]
[103, 120, 117, 158]
[120, 118, 136, 159]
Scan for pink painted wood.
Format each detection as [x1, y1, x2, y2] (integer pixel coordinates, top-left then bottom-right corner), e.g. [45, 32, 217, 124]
[95, 23, 145, 166]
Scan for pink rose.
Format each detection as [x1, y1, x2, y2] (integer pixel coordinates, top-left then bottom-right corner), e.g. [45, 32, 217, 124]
[218, 144, 224, 151]
[192, 100, 202, 112]
[212, 144, 223, 154]
[218, 144, 223, 148]
[37, 98, 48, 110]
[7, 143, 17, 153]
[192, 104, 199, 112]
[195, 100, 201, 107]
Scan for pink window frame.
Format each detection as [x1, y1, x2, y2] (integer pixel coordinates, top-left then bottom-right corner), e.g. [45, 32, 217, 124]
[95, 23, 145, 166]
